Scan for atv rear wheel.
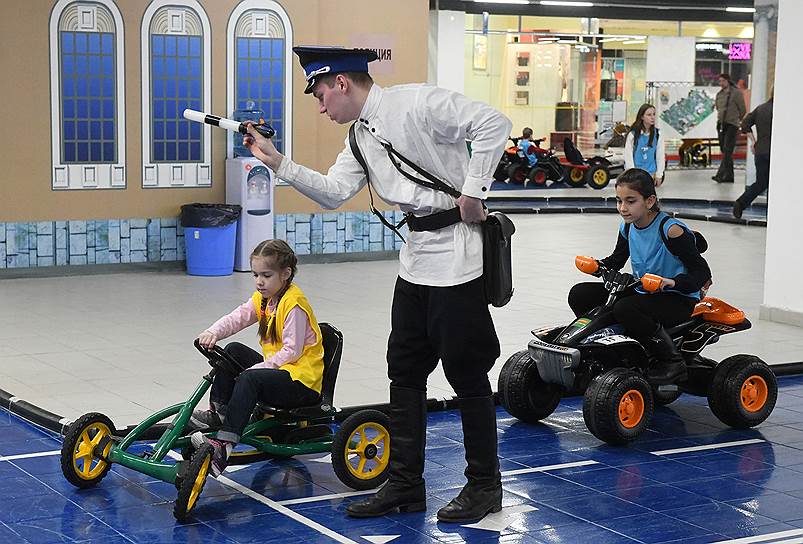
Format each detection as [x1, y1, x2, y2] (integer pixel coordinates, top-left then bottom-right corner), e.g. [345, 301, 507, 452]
[708, 355, 777, 428]
[583, 368, 654, 445]
[498, 350, 562, 423]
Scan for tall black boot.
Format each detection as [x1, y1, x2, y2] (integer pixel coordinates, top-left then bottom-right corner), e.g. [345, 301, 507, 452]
[437, 395, 502, 523]
[647, 325, 688, 385]
[346, 386, 427, 517]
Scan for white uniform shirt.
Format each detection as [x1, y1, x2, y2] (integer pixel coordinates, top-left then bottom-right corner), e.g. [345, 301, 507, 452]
[276, 83, 512, 287]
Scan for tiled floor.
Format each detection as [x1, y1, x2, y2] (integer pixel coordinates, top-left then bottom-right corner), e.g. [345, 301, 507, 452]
[3, 375, 803, 543]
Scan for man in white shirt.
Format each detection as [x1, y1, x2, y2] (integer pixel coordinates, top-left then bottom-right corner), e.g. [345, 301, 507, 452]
[244, 46, 512, 523]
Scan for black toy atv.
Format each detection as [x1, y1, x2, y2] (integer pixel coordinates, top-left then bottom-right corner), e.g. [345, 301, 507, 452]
[498, 256, 777, 445]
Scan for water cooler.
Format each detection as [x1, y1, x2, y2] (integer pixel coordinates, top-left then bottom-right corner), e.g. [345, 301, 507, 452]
[226, 157, 274, 272]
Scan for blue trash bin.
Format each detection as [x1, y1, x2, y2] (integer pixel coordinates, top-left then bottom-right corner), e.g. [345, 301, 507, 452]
[180, 203, 241, 276]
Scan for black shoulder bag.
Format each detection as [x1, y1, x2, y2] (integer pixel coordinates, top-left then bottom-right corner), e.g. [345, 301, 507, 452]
[347, 123, 515, 307]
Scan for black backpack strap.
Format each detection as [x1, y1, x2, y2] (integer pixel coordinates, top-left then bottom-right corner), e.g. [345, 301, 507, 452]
[658, 215, 671, 246]
[348, 123, 407, 242]
[381, 141, 462, 199]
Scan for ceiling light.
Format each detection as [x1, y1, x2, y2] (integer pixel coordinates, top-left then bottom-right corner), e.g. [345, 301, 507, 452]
[540, 1, 594, 6]
[470, 0, 531, 4]
[726, 6, 756, 13]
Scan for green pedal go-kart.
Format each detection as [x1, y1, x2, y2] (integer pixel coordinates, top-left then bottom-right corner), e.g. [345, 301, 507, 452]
[60, 323, 391, 521]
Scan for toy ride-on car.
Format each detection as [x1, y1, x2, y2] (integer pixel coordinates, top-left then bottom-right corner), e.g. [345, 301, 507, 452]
[498, 256, 777, 445]
[560, 138, 612, 190]
[60, 323, 391, 521]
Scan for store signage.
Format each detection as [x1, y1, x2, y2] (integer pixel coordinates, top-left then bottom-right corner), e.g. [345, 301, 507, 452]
[350, 34, 395, 75]
[729, 42, 751, 60]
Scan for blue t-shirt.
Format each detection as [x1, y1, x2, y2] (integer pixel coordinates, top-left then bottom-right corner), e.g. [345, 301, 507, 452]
[633, 132, 658, 175]
[518, 140, 537, 167]
[620, 212, 701, 300]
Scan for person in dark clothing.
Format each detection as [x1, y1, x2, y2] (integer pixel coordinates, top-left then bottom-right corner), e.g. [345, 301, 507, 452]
[733, 94, 773, 219]
[713, 73, 746, 183]
[568, 168, 712, 384]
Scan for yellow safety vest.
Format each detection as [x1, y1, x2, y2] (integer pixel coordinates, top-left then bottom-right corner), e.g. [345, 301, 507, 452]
[251, 284, 324, 393]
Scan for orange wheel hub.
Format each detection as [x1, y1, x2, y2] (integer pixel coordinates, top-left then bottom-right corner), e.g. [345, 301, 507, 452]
[618, 389, 645, 428]
[740, 375, 768, 412]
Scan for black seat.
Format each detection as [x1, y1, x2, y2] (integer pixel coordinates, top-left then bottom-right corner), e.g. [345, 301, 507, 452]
[258, 322, 344, 419]
[563, 138, 585, 165]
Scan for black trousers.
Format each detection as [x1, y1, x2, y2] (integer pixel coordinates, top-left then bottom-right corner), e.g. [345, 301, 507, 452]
[716, 123, 738, 182]
[387, 276, 500, 398]
[568, 282, 696, 338]
[737, 153, 770, 208]
[211, 342, 319, 443]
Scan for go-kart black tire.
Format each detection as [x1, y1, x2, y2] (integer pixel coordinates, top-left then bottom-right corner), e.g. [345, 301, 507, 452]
[528, 167, 549, 186]
[583, 368, 654, 445]
[174, 443, 213, 522]
[507, 163, 527, 185]
[707, 355, 777, 428]
[586, 165, 610, 189]
[653, 387, 682, 406]
[564, 166, 586, 188]
[332, 410, 390, 491]
[493, 162, 509, 182]
[61, 412, 116, 489]
[498, 350, 562, 423]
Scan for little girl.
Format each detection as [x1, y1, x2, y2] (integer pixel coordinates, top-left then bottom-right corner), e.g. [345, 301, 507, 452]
[191, 239, 324, 476]
[624, 103, 666, 186]
[568, 168, 711, 384]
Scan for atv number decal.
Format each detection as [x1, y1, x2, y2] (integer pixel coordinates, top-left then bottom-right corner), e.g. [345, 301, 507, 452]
[681, 322, 735, 353]
[592, 334, 634, 346]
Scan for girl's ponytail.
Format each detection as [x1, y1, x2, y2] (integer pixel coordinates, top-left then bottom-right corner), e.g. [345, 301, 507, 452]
[251, 239, 298, 345]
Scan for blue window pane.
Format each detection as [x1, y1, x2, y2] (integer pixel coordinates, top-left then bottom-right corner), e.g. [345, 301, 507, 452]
[259, 60, 270, 76]
[164, 36, 176, 56]
[154, 101, 164, 118]
[237, 59, 248, 78]
[190, 142, 201, 161]
[77, 142, 89, 161]
[103, 120, 114, 139]
[62, 32, 73, 53]
[89, 56, 100, 74]
[154, 142, 163, 161]
[77, 121, 88, 139]
[63, 77, 74, 97]
[90, 100, 101, 118]
[154, 121, 164, 139]
[177, 80, 187, 98]
[272, 39, 283, 58]
[178, 121, 188, 139]
[166, 80, 176, 98]
[189, 36, 201, 57]
[152, 35, 163, 56]
[165, 58, 176, 76]
[271, 62, 283, 79]
[272, 82, 283, 99]
[102, 78, 113, 97]
[190, 79, 201, 98]
[89, 34, 100, 54]
[178, 142, 188, 160]
[249, 81, 259, 99]
[237, 79, 247, 98]
[76, 100, 88, 118]
[63, 99, 75, 118]
[153, 79, 163, 98]
[249, 39, 260, 58]
[166, 122, 176, 139]
[273, 121, 282, 135]
[178, 59, 189, 78]
[63, 121, 75, 140]
[75, 33, 87, 54]
[90, 142, 102, 161]
[101, 34, 113, 53]
[165, 101, 176, 119]
[177, 36, 188, 57]
[188, 99, 200, 111]
[190, 122, 200, 139]
[76, 78, 87, 96]
[165, 142, 176, 160]
[189, 58, 201, 78]
[249, 60, 260, 78]
[261, 81, 271, 99]
[103, 100, 114, 118]
[89, 78, 101, 97]
[103, 142, 114, 161]
[62, 55, 74, 74]
[90, 121, 101, 139]
[64, 142, 75, 162]
[272, 102, 282, 118]
[75, 57, 87, 75]
[237, 38, 248, 55]
[102, 55, 113, 76]
[152, 57, 163, 77]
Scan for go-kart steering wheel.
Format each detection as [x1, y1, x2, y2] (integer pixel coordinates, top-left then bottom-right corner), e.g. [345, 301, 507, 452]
[193, 339, 248, 375]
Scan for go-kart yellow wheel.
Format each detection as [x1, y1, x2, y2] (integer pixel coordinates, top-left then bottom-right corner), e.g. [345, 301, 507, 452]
[60, 412, 116, 489]
[564, 166, 586, 187]
[174, 443, 213, 522]
[708, 355, 777, 428]
[586, 165, 610, 189]
[583, 368, 654, 445]
[332, 410, 390, 490]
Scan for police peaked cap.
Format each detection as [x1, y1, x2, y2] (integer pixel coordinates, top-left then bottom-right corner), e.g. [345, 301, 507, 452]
[293, 46, 379, 94]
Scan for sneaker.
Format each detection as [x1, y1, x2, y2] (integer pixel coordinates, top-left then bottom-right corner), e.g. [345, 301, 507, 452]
[188, 409, 223, 431]
[190, 432, 230, 477]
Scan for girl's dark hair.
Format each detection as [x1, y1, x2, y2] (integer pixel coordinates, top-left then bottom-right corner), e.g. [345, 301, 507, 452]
[251, 239, 298, 344]
[616, 168, 660, 212]
[631, 103, 657, 147]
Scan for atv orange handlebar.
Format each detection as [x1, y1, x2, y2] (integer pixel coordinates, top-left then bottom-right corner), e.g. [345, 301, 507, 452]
[641, 274, 664, 293]
[575, 256, 599, 275]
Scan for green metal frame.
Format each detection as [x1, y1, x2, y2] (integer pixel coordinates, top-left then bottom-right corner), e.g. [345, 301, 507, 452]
[104, 372, 336, 484]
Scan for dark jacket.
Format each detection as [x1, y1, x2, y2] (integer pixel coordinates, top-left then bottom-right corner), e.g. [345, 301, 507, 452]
[740, 98, 773, 156]
[715, 85, 746, 128]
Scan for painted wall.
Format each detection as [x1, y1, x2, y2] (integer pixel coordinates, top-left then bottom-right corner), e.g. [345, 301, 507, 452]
[761, 0, 803, 326]
[0, 0, 428, 224]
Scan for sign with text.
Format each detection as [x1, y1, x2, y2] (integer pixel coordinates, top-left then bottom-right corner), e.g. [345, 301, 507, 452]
[350, 34, 395, 75]
[729, 42, 752, 61]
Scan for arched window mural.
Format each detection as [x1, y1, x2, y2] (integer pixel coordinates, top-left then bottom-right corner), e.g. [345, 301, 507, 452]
[227, 1, 293, 159]
[141, 1, 211, 188]
[50, 0, 125, 189]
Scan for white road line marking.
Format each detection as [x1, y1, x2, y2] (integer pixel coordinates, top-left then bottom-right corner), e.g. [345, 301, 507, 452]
[650, 438, 765, 456]
[713, 529, 803, 543]
[277, 488, 379, 506]
[501, 459, 599, 477]
[360, 536, 400, 543]
[460, 504, 538, 532]
[0, 450, 61, 461]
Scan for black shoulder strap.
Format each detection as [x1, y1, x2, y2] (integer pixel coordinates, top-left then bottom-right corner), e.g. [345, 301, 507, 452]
[348, 123, 407, 242]
[381, 141, 462, 199]
[624, 215, 670, 244]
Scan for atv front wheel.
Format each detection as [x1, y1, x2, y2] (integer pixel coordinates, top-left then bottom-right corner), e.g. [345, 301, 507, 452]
[708, 355, 777, 428]
[583, 368, 654, 445]
[498, 350, 562, 423]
